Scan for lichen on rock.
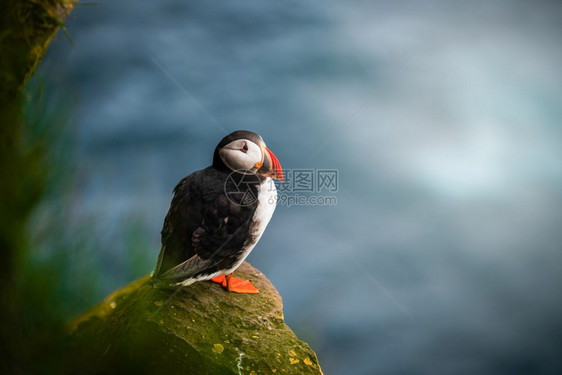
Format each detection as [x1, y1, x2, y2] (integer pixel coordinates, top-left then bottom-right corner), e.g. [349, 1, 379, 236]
[67, 262, 323, 375]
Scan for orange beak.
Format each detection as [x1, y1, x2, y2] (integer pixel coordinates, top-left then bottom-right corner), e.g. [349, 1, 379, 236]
[256, 146, 284, 181]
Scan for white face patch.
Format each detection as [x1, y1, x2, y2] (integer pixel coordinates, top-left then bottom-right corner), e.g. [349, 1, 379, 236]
[219, 139, 263, 172]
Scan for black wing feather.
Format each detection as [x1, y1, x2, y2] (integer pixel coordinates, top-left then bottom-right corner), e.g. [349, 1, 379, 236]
[154, 167, 258, 281]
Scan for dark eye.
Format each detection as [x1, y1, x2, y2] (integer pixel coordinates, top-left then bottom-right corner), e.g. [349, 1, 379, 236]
[240, 143, 249, 153]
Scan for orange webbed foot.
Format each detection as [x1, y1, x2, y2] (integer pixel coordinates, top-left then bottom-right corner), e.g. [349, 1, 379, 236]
[210, 275, 227, 287]
[226, 274, 259, 294]
[209, 274, 259, 294]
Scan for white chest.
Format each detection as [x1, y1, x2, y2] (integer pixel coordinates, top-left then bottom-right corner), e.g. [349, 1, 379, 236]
[251, 178, 277, 237]
[224, 179, 277, 274]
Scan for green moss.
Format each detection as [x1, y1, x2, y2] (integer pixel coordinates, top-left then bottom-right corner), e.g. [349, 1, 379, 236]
[68, 263, 323, 375]
[0, 0, 74, 96]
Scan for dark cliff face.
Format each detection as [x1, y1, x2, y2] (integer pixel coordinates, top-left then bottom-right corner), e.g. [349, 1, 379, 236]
[67, 262, 323, 375]
[1, 1, 75, 373]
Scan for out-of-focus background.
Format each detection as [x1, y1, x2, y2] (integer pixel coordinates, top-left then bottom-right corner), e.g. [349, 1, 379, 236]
[33, 0, 562, 374]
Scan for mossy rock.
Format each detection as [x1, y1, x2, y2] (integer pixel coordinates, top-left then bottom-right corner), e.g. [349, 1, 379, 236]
[67, 262, 323, 375]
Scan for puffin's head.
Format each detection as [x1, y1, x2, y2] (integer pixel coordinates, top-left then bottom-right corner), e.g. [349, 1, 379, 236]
[213, 130, 283, 181]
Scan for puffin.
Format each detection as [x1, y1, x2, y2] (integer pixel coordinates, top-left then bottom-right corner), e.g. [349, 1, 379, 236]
[152, 130, 283, 293]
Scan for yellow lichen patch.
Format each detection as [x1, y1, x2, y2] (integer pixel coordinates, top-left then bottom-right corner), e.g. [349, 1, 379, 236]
[288, 349, 297, 357]
[154, 301, 163, 307]
[212, 344, 224, 354]
[289, 358, 300, 365]
[304, 358, 313, 366]
[272, 369, 277, 373]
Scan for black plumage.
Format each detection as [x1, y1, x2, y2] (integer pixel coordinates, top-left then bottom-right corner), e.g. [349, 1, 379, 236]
[154, 168, 260, 282]
[153, 130, 281, 288]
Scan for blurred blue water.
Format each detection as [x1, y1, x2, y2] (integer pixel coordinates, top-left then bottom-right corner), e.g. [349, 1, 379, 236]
[38, 0, 562, 374]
